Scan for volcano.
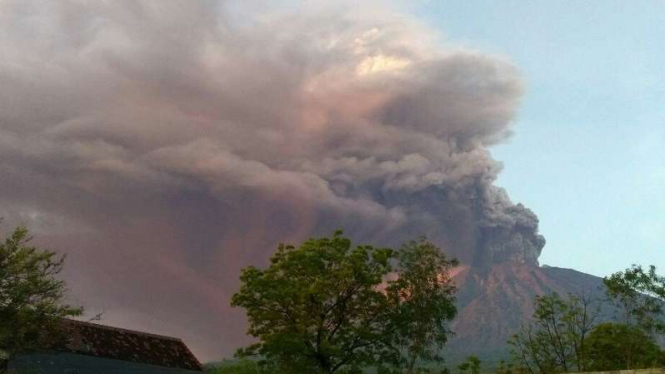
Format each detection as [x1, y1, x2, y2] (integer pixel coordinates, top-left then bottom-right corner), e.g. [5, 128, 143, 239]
[445, 263, 605, 364]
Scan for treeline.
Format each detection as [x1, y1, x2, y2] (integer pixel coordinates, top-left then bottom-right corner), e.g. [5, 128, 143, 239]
[0, 227, 461, 374]
[214, 232, 665, 374]
[508, 265, 665, 374]
[1, 226, 663, 374]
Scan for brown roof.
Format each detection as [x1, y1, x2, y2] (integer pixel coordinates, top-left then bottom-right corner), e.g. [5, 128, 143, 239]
[55, 319, 203, 371]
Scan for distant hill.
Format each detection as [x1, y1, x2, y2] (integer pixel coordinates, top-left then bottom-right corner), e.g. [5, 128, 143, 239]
[444, 264, 607, 366]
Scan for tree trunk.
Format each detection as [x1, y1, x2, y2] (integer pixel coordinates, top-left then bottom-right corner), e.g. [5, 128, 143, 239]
[406, 354, 420, 374]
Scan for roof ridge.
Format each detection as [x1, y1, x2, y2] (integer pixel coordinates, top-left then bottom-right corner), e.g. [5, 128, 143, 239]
[55, 318, 203, 371]
[62, 318, 182, 342]
[177, 336, 203, 369]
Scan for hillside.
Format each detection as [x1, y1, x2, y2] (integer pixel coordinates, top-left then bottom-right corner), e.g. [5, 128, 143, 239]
[444, 264, 606, 365]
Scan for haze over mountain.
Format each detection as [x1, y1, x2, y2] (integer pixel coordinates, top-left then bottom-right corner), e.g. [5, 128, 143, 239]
[0, 0, 604, 362]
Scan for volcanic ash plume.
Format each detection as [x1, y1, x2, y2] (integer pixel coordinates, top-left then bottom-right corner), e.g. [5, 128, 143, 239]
[0, 0, 543, 358]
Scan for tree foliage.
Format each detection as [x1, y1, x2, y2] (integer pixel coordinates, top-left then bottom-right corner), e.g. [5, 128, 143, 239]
[385, 238, 458, 374]
[207, 359, 264, 374]
[509, 265, 665, 373]
[458, 355, 481, 374]
[603, 265, 665, 335]
[231, 232, 458, 374]
[585, 322, 664, 371]
[597, 265, 665, 370]
[0, 226, 82, 372]
[508, 293, 599, 374]
[494, 359, 526, 374]
[231, 231, 395, 374]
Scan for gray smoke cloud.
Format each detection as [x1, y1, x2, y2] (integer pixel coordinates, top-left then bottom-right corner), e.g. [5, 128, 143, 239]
[0, 0, 544, 360]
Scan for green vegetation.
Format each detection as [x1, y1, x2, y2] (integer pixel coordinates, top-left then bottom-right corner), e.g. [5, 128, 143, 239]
[458, 355, 481, 374]
[508, 293, 599, 374]
[600, 265, 665, 370]
[206, 359, 262, 374]
[385, 238, 458, 373]
[494, 359, 523, 374]
[229, 232, 665, 374]
[2, 224, 663, 374]
[604, 265, 665, 335]
[509, 265, 665, 374]
[585, 323, 663, 371]
[231, 232, 458, 374]
[0, 226, 83, 372]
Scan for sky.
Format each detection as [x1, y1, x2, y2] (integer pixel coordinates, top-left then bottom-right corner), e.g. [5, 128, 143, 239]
[1, 0, 664, 361]
[416, 0, 665, 277]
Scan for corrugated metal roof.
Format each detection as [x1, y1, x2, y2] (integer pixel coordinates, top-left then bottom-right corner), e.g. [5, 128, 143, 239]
[54, 319, 203, 372]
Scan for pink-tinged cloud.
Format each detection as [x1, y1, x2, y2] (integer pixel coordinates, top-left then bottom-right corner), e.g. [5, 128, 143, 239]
[0, 0, 543, 360]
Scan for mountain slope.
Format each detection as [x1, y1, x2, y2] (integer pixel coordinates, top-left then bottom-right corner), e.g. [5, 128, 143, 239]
[444, 264, 606, 365]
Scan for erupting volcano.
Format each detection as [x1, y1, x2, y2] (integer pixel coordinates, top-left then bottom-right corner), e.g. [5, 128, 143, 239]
[0, 1, 605, 361]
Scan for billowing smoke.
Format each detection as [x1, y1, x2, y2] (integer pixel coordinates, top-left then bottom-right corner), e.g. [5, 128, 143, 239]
[0, 0, 544, 359]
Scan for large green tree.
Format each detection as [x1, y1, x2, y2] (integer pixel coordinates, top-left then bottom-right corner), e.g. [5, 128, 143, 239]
[231, 232, 458, 374]
[602, 265, 665, 369]
[585, 323, 664, 371]
[385, 238, 458, 374]
[232, 231, 395, 374]
[604, 265, 665, 335]
[0, 226, 83, 372]
[457, 355, 481, 374]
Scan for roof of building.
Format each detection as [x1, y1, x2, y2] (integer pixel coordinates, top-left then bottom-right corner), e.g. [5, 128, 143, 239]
[53, 319, 203, 371]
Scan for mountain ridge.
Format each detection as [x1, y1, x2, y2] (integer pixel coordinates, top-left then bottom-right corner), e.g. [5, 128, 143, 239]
[445, 264, 606, 365]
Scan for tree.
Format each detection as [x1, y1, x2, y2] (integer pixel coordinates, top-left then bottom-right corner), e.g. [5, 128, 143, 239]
[385, 238, 458, 374]
[586, 323, 664, 371]
[207, 359, 264, 374]
[0, 226, 83, 372]
[458, 355, 481, 374]
[231, 232, 459, 374]
[603, 265, 665, 370]
[508, 293, 600, 374]
[231, 231, 395, 374]
[495, 359, 520, 374]
[604, 265, 665, 335]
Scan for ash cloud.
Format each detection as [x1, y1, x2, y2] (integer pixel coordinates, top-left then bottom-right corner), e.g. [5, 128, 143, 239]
[0, 0, 544, 360]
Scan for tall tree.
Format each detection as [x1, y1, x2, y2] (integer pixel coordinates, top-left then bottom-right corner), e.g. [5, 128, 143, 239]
[508, 293, 599, 374]
[231, 232, 459, 374]
[231, 231, 395, 374]
[604, 265, 665, 335]
[385, 238, 458, 374]
[585, 323, 664, 371]
[603, 265, 665, 369]
[0, 226, 83, 372]
[458, 355, 481, 374]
